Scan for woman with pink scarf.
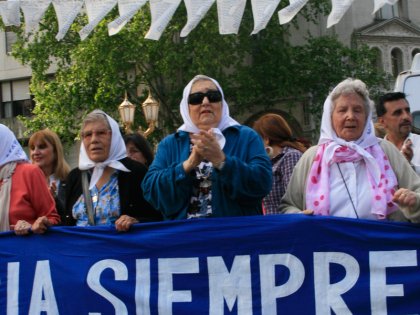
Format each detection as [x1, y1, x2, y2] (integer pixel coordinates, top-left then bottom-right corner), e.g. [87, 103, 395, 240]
[279, 78, 420, 221]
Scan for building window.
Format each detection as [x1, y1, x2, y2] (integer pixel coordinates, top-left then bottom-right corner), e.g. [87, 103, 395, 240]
[391, 48, 403, 77]
[371, 47, 383, 72]
[5, 28, 17, 55]
[376, 0, 408, 20]
[377, 4, 399, 19]
[0, 80, 34, 119]
[412, 48, 420, 59]
[2, 102, 13, 118]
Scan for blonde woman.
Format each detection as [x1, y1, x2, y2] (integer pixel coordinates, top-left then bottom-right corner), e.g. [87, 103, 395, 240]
[29, 129, 70, 221]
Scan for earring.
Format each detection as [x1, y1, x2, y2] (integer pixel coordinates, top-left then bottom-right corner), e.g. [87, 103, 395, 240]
[265, 146, 274, 158]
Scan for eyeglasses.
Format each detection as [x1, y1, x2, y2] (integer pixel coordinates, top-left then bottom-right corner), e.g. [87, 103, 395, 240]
[81, 129, 111, 140]
[188, 90, 222, 105]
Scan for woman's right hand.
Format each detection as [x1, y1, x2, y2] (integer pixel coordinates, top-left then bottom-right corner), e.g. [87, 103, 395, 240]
[183, 145, 203, 173]
[301, 209, 314, 215]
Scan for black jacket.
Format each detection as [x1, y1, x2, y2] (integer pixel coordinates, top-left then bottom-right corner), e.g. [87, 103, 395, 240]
[63, 157, 162, 225]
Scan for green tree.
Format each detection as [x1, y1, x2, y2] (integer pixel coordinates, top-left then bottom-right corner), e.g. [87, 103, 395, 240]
[4, 1, 389, 142]
[291, 36, 392, 117]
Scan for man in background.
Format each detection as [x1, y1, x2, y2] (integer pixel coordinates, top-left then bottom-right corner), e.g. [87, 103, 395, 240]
[376, 92, 420, 175]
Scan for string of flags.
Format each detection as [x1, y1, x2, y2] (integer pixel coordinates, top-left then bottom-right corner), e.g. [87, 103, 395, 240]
[0, 0, 400, 41]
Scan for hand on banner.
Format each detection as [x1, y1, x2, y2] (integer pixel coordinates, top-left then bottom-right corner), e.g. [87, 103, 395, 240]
[13, 220, 32, 235]
[115, 215, 138, 232]
[393, 188, 417, 209]
[301, 209, 314, 215]
[32, 216, 52, 234]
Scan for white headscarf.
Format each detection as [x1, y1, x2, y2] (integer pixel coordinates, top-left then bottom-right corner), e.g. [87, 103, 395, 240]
[0, 124, 28, 167]
[319, 94, 382, 182]
[177, 74, 239, 149]
[0, 124, 28, 231]
[79, 110, 130, 190]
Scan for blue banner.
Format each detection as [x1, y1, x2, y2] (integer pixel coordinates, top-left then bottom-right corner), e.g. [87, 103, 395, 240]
[1, 214, 420, 315]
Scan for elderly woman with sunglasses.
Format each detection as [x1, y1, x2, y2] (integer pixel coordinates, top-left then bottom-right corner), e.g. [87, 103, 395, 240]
[142, 74, 272, 220]
[64, 110, 162, 230]
[279, 78, 420, 222]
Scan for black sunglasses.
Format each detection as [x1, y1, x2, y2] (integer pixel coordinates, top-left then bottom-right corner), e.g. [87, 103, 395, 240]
[188, 90, 222, 105]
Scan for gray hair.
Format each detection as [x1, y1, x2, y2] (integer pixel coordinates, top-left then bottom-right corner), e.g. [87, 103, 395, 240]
[330, 78, 372, 115]
[81, 111, 111, 133]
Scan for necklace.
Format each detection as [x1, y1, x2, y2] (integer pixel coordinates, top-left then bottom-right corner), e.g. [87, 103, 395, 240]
[336, 164, 359, 219]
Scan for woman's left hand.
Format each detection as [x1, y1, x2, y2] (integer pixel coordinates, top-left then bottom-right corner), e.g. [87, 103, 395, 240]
[393, 188, 417, 208]
[190, 130, 225, 166]
[31, 216, 52, 234]
[115, 215, 138, 232]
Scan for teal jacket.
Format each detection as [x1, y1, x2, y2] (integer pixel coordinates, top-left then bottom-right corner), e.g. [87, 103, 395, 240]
[142, 125, 272, 220]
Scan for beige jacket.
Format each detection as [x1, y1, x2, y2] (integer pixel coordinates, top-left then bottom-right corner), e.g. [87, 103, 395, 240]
[279, 139, 420, 222]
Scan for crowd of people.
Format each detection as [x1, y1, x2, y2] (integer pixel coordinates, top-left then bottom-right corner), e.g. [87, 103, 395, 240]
[1, 75, 420, 235]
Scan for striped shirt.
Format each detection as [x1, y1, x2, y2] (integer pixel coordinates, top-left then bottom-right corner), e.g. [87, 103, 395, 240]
[264, 146, 303, 215]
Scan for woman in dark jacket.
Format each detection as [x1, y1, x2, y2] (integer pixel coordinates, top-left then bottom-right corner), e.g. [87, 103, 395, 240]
[64, 110, 162, 230]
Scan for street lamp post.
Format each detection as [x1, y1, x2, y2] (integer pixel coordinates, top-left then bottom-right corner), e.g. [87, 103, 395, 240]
[118, 89, 160, 137]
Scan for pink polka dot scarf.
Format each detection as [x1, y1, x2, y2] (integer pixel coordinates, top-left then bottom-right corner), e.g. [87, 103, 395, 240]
[306, 143, 398, 218]
[305, 94, 398, 219]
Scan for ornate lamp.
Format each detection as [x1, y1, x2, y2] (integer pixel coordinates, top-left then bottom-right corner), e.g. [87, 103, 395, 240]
[118, 92, 135, 134]
[141, 88, 160, 137]
[118, 89, 160, 137]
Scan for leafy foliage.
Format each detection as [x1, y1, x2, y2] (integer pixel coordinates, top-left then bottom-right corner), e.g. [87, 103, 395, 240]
[291, 36, 392, 116]
[5, 1, 389, 143]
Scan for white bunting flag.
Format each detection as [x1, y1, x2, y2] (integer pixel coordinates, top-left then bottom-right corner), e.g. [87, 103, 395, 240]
[52, 0, 84, 41]
[327, 0, 354, 28]
[278, 0, 309, 25]
[180, 0, 215, 37]
[0, 0, 21, 27]
[145, 0, 181, 41]
[79, 0, 117, 40]
[108, 0, 147, 36]
[217, 0, 246, 34]
[0, 0, 395, 40]
[20, 0, 52, 33]
[250, 0, 280, 35]
[372, 0, 399, 14]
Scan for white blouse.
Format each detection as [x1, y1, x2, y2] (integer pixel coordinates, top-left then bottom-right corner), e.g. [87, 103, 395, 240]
[329, 160, 375, 219]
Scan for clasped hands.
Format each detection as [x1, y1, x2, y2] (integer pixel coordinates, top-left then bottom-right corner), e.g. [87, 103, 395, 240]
[183, 130, 225, 173]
